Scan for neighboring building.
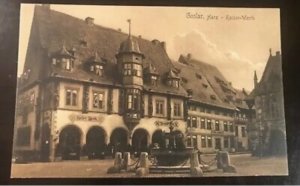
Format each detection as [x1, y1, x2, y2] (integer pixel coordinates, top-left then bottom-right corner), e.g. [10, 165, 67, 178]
[13, 5, 252, 162]
[174, 54, 252, 153]
[246, 50, 286, 156]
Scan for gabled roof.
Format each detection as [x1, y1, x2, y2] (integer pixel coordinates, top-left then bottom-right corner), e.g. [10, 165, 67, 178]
[175, 55, 239, 110]
[248, 52, 282, 99]
[21, 5, 186, 96]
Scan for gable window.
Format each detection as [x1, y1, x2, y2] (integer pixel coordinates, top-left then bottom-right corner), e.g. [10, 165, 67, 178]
[207, 136, 212, 147]
[192, 117, 197, 128]
[201, 118, 206, 129]
[201, 136, 206, 148]
[66, 89, 78, 106]
[62, 58, 73, 71]
[173, 102, 181, 117]
[230, 122, 234, 132]
[215, 120, 220, 131]
[93, 92, 104, 109]
[187, 117, 191, 128]
[155, 100, 164, 115]
[207, 119, 211, 130]
[224, 121, 228, 131]
[242, 127, 246, 137]
[224, 137, 229, 148]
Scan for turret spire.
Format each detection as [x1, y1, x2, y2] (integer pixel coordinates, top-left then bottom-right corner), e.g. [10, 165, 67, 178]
[127, 19, 131, 37]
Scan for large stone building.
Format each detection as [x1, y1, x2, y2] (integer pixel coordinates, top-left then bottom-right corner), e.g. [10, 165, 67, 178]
[13, 5, 252, 162]
[246, 50, 286, 156]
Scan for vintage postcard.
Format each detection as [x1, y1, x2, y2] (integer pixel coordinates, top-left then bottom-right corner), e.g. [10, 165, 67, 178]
[11, 4, 288, 178]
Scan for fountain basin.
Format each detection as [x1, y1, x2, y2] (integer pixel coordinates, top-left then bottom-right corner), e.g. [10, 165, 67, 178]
[151, 147, 194, 166]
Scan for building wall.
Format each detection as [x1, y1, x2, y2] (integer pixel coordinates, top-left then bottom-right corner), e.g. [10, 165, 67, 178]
[14, 85, 40, 152]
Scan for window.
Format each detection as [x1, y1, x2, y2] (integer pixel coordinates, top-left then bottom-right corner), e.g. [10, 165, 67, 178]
[207, 119, 211, 130]
[200, 107, 205, 112]
[207, 136, 212, 147]
[187, 117, 191, 128]
[187, 136, 192, 147]
[224, 121, 228, 131]
[127, 89, 140, 110]
[192, 136, 197, 148]
[201, 118, 206, 129]
[201, 136, 206, 148]
[190, 105, 197, 111]
[242, 127, 246, 137]
[93, 92, 104, 109]
[52, 58, 57, 65]
[90, 65, 94, 71]
[151, 75, 158, 86]
[173, 103, 181, 117]
[206, 109, 211, 114]
[95, 65, 104, 76]
[168, 80, 179, 88]
[235, 126, 239, 136]
[192, 117, 197, 128]
[230, 122, 234, 132]
[155, 100, 164, 115]
[224, 137, 229, 148]
[124, 63, 132, 76]
[66, 89, 78, 106]
[215, 120, 220, 131]
[63, 58, 73, 71]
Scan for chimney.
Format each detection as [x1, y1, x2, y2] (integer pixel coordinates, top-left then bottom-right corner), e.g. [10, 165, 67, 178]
[228, 82, 232, 86]
[85, 17, 94, 26]
[276, 51, 280, 56]
[117, 28, 122, 32]
[138, 35, 142, 39]
[187, 53, 192, 60]
[160, 41, 166, 51]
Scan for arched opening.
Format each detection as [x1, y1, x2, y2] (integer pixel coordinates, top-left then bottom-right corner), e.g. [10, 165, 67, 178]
[173, 130, 185, 150]
[40, 123, 50, 162]
[132, 129, 149, 154]
[109, 128, 128, 156]
[152, 130, 165, 149]
[268, 129, 286, 156]
[59, 125, 81, 160]
[86, 126, 106, 159]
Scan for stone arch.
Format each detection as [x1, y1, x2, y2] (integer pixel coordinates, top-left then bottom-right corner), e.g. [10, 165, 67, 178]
[85, 126, 107, 159]
[132, 128, 150, 153]
[58, 125, 82, 160]
[268, 129, 286, 156]
[152, 129, 165, 148]
[109, 127, 129, 155]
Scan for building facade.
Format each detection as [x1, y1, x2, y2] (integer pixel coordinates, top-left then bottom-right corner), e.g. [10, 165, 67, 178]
[13, 5, 252, 162]
[246, 50, 286, 156]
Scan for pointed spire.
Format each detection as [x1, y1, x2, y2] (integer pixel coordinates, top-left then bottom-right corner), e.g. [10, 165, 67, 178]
[127, 19, 131, 37]
[254, 70, 258, 88]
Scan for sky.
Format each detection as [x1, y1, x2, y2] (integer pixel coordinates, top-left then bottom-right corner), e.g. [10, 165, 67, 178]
[18, 4, 281, 91]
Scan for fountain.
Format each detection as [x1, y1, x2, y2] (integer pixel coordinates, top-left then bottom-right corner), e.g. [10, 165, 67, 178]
[150, 120, 194, 166]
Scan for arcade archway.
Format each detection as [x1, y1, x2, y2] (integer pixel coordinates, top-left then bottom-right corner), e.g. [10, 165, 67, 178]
[59, 125, 82, 160]
[86, 126, 106, 159]
[132, 129, 149, 153]
[152, 130, 165, 149]
[110, 128, 128, 155]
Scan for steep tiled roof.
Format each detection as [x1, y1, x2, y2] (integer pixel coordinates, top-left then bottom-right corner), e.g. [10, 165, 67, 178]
[21, 5, 185, 96]
[175, 55, 238, 110]
[247, 52, 282, 99]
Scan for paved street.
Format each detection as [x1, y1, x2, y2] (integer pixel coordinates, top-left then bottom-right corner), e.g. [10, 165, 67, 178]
[11, 154, 288, 178]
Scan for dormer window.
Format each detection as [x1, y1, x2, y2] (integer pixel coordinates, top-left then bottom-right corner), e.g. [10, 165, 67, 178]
[51, 45, 75, 71]
[87, 51, 106, 77]
[166, 70, 180, 88]
[151, 75, 158, 86]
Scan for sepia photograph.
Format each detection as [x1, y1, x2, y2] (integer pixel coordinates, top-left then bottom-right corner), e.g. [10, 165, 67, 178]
[10, 4, 288, 178]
